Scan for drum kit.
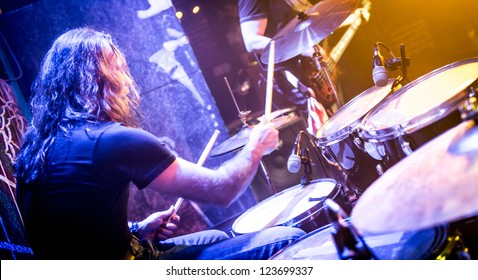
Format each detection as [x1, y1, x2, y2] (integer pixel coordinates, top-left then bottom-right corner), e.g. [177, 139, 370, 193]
[211, 0, 478, 260]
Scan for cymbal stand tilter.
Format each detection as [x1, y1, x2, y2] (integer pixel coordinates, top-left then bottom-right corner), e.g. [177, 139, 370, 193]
[224, 77, 277, 195]
[312, 44, 342, 109]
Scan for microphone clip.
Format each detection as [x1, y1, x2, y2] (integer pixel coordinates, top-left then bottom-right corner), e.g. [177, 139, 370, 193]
[385, 57, 410, 71]
[300, 148, 313, 185]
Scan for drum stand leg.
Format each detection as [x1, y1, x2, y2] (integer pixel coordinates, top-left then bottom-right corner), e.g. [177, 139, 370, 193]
[259, 160, 277, 195]
[312, 44, 342, 109]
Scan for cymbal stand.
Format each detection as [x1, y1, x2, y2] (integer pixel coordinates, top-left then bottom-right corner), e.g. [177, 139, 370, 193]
[224, 77, 277, 195]
[224, 77, 251, 126]
[312, 44, 342, 108]
[325, 199, 378, 260]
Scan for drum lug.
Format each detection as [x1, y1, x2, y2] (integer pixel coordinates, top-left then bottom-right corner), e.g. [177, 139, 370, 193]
[459, 94, 478, 121]
[400, 138, 413, 156]
[376, 164, 385, 176]
[322, 148, 337, 166]
[364, 141, 385, 160]
[353, 136, 364, 151]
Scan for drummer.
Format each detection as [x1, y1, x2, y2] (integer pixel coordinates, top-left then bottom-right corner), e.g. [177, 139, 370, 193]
[238, 0, 344, 130]
[14, 27, 306, 260]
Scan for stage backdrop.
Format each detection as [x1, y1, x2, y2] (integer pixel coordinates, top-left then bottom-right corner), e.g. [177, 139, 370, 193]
[0, 0, 258, 258]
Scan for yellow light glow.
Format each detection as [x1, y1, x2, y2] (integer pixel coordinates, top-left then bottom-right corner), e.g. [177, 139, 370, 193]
[192, 6, 200, 14]
[175, 11, 183, 19]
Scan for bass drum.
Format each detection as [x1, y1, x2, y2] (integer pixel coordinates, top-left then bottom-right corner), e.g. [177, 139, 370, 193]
[359, 58, 478, 172]
[270, 220, 450, 260]
[315, 79, 396, 195]
[231, 178, 351, 235]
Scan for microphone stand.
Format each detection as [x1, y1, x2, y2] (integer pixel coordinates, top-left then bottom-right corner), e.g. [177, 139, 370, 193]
[399, 44, 409, 84]
[312, 44, 342, 108]
[325, 199, 378, 260]
[298, 130, 329, 177]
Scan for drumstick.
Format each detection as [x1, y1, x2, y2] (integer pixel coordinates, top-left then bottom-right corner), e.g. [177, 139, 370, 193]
[261, 185, 316, 230]
[163, 129, 221, 225]
[264, 40, 275, 123]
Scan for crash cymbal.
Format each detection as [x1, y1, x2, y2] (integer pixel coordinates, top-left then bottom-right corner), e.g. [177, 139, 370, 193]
[210, 113, 293, 157]
[261, 0, 359, 64]
[351, 120, 478, 235]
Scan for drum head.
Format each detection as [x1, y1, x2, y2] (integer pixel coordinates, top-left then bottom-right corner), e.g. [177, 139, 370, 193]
[361, 58, 478, 140]
[232, 179, 337, 235]
[316, 79, 394, 144]
[270, 221, 448, 260]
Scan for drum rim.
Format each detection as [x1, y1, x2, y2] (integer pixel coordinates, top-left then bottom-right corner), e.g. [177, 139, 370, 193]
[316, 79, 395, 145]
[359, 57, 478, 141]
[231, 178, 338, 235]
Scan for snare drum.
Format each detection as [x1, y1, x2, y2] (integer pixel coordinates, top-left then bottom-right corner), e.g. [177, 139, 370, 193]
[315, 79, 396, 194]
[360, 58, 478, 172]
[270, 220, 449, 260]
[231, 178, 350, 236]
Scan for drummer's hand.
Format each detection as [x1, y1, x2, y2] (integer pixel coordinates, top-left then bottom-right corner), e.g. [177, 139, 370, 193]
[136, 206, 180, 241]
[248, 119, 279, 156]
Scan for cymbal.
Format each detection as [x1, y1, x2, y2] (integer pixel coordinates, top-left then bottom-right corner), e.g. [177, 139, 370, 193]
[210, 114, 293, 157]
[261, 0, 359, 64]
[351, 120, 478, 235]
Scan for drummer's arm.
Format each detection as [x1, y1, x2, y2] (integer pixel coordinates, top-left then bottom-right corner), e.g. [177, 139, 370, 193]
[146, 121, 279, 207]
[240, 18, 326, 59]
[240, 18, 270, 54]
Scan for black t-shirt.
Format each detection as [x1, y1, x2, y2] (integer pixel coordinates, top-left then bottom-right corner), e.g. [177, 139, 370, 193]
[17, 122, 176, 259]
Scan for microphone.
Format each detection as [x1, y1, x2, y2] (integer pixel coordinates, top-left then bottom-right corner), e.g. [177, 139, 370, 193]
[287, 132, 302, 173]
[372, 43, 388, 87]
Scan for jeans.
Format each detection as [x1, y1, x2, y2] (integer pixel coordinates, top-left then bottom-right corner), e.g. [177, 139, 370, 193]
[137, 226, 306, 260]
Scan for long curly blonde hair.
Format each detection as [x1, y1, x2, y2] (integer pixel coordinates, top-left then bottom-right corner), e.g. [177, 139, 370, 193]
[15, 27, 142, 183]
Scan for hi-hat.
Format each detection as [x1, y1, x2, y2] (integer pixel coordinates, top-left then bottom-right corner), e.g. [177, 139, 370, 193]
[261, 0, 359, 64]
[351, 120, 478, 235]
[210, 112, 293, 157]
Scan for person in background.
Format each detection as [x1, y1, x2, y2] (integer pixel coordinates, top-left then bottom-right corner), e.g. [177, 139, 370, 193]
[14, 27, 305, 260]
[238, 0, 337, 120]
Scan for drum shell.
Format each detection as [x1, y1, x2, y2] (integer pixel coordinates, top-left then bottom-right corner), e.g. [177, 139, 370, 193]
[315, 79, 396, 194]
[362, 109, 464, 171]
[318, 131, 381, 194]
